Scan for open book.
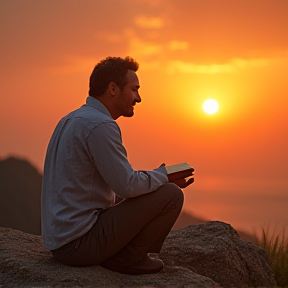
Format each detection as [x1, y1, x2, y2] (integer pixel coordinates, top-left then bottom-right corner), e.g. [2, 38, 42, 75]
[165, 162, 194, 182]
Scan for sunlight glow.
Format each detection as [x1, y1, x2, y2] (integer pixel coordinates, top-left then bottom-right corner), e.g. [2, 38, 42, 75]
[203, 99, 219, 115]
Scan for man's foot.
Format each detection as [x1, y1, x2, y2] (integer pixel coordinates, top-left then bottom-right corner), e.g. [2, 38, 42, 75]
[100, 255, 164, 275]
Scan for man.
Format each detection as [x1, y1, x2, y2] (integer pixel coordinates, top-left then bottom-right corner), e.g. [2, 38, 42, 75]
[41, 56, 194, 275]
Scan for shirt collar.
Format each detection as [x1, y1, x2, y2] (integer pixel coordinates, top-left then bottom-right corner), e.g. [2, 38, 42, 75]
[86, 96, 113, 119]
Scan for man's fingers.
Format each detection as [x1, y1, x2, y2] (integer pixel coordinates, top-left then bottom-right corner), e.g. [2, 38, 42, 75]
[187, 177, 194, 185]
[171, 176, 194, 188]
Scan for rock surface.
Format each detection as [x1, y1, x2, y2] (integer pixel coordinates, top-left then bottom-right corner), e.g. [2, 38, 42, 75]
[0, 221, 276, 288]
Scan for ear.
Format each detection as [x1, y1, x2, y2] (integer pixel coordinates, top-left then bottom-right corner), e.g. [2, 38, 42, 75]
[108, 82, 119, 96]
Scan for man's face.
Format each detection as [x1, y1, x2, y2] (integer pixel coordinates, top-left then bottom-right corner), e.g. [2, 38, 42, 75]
[115, 70, 141, 117]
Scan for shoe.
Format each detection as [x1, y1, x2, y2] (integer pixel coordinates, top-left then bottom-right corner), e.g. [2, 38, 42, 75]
[100, 255, 164, 275]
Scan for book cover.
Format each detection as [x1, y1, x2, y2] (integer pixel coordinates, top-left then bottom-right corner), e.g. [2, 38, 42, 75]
[166, 162, 194, 181]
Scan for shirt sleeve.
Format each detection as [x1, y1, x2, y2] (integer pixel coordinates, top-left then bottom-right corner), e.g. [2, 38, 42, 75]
[87, 121, 168, 198]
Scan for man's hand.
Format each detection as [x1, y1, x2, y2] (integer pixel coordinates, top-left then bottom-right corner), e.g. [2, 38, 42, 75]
[170, 177, 194, 189]
[160, 163, 194, 188]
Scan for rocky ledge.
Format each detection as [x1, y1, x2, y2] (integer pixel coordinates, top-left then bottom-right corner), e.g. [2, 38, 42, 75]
[0, 221, 276, 287]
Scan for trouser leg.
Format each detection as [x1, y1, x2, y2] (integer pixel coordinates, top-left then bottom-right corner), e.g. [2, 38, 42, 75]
[106, 183, 184, 266]
[52, 183, 183, 267]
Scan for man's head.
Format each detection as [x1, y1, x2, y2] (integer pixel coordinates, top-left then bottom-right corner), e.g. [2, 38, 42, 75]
[89, 56, 139, 97]
[89, 56, 141, 119]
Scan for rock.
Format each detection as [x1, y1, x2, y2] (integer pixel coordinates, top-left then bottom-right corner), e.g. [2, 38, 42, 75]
[0, 221, 276, 288]
[160, 221, 276, 288]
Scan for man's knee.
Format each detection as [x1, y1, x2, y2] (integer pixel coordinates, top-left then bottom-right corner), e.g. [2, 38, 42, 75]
[158, 183, 184, 206]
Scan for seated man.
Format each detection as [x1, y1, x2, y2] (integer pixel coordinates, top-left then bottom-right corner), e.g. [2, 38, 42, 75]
[41, 56, 194, 275]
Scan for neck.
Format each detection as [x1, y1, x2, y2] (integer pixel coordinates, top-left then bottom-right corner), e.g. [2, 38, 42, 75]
[94, 96, 120, 120]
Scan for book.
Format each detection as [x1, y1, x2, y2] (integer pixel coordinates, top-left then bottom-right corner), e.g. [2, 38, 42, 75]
[166, 162, 194, 181]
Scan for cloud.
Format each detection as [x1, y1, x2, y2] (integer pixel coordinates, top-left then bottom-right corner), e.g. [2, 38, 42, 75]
[139, 61, 161, 70]
[166, 61, 233, 74]
[134, 16, 164, 29]
[166, 57, 272, 74]
[167, 40, 189, 51]
[231, 58, 269, 69]
[128, 37, 163, 57]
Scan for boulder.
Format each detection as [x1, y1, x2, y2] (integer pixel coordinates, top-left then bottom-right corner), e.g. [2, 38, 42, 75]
[160, 221, 276, 287]
[0, 221, 276, 287]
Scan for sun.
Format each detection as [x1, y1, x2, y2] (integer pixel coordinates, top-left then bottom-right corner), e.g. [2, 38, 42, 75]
[202, 99, 219, 115]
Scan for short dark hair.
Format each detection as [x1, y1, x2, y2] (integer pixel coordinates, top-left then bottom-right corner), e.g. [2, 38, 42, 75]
[89, 56, 139, 97]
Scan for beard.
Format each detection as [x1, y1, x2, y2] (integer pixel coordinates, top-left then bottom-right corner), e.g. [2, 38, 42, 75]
[123, 106, 134, 117]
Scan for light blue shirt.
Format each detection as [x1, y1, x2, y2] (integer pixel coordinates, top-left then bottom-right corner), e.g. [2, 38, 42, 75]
[41, 96, 168, 250]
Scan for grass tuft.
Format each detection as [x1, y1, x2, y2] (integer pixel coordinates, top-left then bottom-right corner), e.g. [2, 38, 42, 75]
[255, 226, 288, 288]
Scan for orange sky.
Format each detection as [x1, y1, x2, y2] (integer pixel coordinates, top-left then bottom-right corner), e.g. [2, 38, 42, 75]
[1, 0, 287, 236]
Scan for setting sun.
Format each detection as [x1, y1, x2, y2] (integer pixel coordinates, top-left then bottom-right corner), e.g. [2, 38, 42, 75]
[202, 99, 219, 115]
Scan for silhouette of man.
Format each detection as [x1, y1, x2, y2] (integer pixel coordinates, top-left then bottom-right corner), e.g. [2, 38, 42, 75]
[41, 56, 194, 275]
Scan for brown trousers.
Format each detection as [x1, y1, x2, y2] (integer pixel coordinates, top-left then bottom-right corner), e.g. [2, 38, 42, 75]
[51, 183, 184, 267]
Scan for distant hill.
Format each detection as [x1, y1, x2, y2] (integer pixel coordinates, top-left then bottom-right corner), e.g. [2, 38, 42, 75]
[0, 156, 42, 235]
[173, 210, 206, 230]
